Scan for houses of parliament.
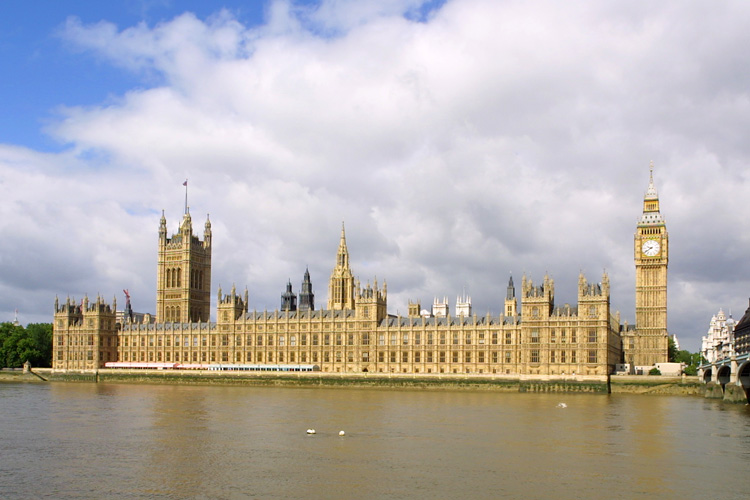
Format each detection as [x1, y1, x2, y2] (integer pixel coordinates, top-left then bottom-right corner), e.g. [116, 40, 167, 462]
[52, 167, 669, 376]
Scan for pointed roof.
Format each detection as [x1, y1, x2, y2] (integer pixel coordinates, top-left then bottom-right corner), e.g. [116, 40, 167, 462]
[639, 161, 664, 225]
[335, 221, 350, 269]
[338, 221, 348, 252]
[645, 160, 659, 200]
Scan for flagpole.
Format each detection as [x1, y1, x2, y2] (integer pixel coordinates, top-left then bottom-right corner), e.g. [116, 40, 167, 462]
[183, 179, 188, 214]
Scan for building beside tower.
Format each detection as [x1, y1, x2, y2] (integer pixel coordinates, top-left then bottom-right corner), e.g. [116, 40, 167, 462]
[701, 309, 736, 363]
[52, 167, 669, 375]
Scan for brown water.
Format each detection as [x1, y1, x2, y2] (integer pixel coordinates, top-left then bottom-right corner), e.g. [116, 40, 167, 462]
[1, 383, 749, 499]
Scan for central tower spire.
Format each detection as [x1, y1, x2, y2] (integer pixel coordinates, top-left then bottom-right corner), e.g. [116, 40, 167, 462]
[328, 222, 355, 310]
[337, 222, 349, 268]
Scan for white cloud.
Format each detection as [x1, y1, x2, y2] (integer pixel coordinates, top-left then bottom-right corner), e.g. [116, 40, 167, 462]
[2, 0, 750, 350]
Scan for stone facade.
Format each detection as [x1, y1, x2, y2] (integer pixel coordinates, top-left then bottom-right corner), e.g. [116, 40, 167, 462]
[52, 167, 669, 374]
[701, 309, 736, 363]
[156, 210, 212, 323]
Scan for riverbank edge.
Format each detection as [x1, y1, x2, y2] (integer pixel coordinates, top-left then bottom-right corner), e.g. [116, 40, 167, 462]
[1, 369, 705, 396]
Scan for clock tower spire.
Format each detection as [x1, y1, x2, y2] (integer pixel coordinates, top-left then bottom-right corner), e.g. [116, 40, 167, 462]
[630, 161, 669, 368]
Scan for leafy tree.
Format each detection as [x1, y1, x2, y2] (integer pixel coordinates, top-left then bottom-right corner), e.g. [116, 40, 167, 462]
[0, 322, 53, 368]
[675, 349, 693, 365]
[668, 337, 678, 362]
[649, 367, 662, 376]
[25, 323, 53, 366]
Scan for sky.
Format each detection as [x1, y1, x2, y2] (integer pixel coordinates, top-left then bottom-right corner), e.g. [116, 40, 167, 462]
[1, 0, 749, 352]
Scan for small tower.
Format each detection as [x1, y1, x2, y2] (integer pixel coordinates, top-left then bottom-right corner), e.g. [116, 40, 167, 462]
[217, 285, 248, 324]
[299, 267, 315, 312]
[52, 295, 117, 370]
[327, 223, 356, 310]
[521, 274, 554, 320]
[281, 280, 298, 312]
[456, 291, 472, 317]
[577, 272, 611, 320]
[504, 275, 517, 317]
[157, 209, 212, 323]
[408, 300, 421, 318]
[355, 278, 387, 322]
[432, 297, 449, 318]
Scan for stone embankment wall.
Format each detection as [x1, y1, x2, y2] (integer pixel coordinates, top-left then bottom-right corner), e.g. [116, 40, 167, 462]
[609, 375, 703, 396]
[0, 371, 41, 383]
[35, 368, 610, 392]
[8, 370, 717, 397]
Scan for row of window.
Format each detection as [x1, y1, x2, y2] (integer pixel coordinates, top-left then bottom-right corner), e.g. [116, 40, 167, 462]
[110, 330, 602, 348]
[116, 349, 599, 365]
[164, 268, 206, 290]
[528, 306, 600, 318]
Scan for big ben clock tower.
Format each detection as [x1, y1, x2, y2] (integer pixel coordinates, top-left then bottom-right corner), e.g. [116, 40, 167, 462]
[632, 162, 669, 367]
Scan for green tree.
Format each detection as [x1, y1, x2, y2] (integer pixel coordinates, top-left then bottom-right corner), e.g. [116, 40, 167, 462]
[668, 337, 678, 362]
[25, 323, 53, 366]
[0, 322, 53, 368]
[649, 367, 662, 375]
[0, 322, 17, 367]
[675, 349, 692, 365]
[1, 323, 26, 367]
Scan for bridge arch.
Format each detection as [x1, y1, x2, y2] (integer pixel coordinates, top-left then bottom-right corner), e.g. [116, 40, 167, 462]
[737, 361, 750, 401]
[717, 365, 732, 390]
[703, 367, 712, 383]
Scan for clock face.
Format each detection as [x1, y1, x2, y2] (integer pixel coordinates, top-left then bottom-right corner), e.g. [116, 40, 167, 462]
[642, 239, 661, 257]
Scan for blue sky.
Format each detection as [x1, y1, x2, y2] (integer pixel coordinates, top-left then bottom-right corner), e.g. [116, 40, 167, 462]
[0, 1, 270, 151]
[1, 0, 749, 352]
[0, 0, 445, 151]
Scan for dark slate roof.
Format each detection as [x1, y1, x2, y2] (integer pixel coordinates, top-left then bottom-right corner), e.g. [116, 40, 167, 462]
[121, 321, 214, 332]
[380, 315, 507, 328]
[243, 309, 354, 321]
[733, 299, 750, 333]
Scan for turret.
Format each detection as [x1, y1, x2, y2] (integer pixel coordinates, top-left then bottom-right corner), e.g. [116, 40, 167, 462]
[355, 278, 387, 322]
[159, 210, 167, 243]
[456, 291, 472, 317]
[408, 300, 421, 318]
[281, 280, 297, 312]
[217, 284, 248, 323]
[299, 267, 315, 311]
[577, 272, 610, 320]
[504, 275, 517, 317]
[432, 297, 449, 318]
[204, 214, 212, 247]
[521, 274, 554, 319]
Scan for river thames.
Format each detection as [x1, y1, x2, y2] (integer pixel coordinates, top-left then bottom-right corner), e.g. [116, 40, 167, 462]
[1, 382, 749, 499]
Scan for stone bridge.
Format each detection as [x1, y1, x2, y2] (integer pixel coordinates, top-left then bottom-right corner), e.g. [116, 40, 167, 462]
[699, 353, 750, 403]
